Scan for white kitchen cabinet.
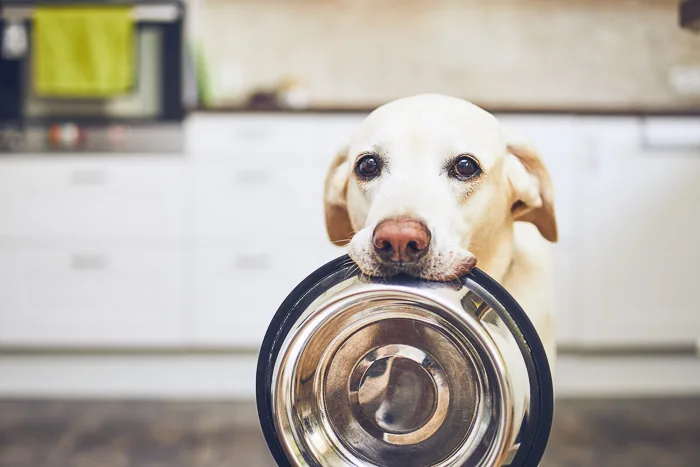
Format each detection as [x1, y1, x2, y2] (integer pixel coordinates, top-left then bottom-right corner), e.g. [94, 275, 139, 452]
[0, 158, 185, 238]
[551, 249, 582, 345]
[185, 114, 363, 161]
[546, 155, 585, 345]
[579, 146, 700, 346]
[189, 238, 340, 347]
[497, 115, 584, 345]
[186, 114, 317, 155]
[499, 116, 582, 243]
[0, 114, 694, 352]
[190, 159, 329, 241]
[0, 245, 186, 346]
[186, 116, 355, 347]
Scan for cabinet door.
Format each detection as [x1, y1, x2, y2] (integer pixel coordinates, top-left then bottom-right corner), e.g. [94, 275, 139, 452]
[498, 115, 584, 345]
[545, 154, 586, 346]
[191, 160, 329, 241]
[579, 151, 700, 346]
[0, 159, 185, 238]
[0, 246, 186, 346]
[189, 238, 340, 347]
[186, 114, 363, 161]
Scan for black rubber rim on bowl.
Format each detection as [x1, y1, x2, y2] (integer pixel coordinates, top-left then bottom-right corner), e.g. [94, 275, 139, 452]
[256, 255, 554, 467]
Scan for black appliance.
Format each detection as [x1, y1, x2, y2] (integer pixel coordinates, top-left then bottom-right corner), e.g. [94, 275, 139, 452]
[0, 0, 187, 153]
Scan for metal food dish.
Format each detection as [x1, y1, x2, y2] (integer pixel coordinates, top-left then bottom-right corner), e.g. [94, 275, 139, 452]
[256, 255, 553, 467]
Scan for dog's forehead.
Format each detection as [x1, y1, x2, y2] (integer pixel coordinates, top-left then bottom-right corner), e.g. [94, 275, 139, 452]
[350, 95, 503, 156]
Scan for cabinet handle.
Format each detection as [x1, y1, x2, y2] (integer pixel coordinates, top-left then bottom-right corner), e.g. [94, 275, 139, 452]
[70, 169, 107, 186]
[641, 118, 700, 152]
[640, 143, 700, 153]
[71, 253, 109, 270]
[235, 127, 272, 142]
[582, 137, 601, 173]
[234, 254, 272, 270]
[585, 154, 600, 173]
[234, 169, 271, 185]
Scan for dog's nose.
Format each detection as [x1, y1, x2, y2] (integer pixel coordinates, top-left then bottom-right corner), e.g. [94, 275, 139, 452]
[373, 218, 430, 263]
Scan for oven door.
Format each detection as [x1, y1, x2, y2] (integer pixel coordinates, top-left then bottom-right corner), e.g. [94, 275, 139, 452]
[1, 1, 185, 124]
[24, 26, 163, 120]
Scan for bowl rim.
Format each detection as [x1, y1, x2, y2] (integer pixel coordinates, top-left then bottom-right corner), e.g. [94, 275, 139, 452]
[255, 254, 554, 467]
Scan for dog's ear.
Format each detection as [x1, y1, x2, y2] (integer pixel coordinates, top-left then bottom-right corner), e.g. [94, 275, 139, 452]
[504, 134, 558, 242]
[324, 146, 354, 246]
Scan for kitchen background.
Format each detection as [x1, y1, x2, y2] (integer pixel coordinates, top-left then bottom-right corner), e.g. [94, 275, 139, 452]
[192, 0, 700, 111]
[1, 0, 700, 466]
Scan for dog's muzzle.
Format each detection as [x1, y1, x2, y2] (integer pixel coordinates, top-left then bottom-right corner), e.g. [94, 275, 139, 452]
[256, 255, 553, 467]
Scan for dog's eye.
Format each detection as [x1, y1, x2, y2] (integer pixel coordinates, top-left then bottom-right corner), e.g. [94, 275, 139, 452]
[450, 155, 481, 181]
[355, 154, 382, 180]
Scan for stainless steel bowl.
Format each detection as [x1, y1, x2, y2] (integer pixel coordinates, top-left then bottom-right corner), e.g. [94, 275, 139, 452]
[256, 256, 553, 467]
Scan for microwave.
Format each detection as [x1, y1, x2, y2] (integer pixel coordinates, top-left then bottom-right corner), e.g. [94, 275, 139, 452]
[0, 0, 189, 153]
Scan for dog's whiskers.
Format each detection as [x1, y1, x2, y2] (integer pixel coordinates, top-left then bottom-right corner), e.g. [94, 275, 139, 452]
[342, 262, 360, 280]
[331, 230, 358, 245]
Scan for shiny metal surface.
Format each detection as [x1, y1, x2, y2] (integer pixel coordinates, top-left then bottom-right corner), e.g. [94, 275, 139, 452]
[2, 3, 182, 23]
[349, 343, 448, 445]
[271, 273, 533, 467]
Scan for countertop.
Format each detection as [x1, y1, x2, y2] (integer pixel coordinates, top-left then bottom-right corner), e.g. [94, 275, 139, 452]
[195, 104, 700, 117]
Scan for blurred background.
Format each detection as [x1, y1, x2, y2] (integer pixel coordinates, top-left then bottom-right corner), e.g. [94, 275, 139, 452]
[1, 0, 699, 466]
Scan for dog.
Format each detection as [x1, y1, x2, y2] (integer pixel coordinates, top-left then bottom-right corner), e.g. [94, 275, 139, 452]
[323, 94, 558, 367]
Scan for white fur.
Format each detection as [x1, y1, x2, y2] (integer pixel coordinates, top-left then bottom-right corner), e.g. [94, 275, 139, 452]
[324, 93, 559, 367]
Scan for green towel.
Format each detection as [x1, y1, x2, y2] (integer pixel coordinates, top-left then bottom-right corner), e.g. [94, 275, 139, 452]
[33, 6, 134, 97]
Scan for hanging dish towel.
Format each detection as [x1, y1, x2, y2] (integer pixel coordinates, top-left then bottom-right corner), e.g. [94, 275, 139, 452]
[33, 6, 134, 97]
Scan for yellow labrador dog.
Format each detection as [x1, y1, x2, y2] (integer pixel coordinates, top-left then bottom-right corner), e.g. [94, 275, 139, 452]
[323, 94, 558, 367]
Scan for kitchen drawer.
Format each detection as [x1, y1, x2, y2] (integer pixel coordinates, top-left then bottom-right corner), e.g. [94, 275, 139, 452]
[0, 160, 185, 238]
[543, 156, 582, 248]
[551, 247, 582, 346]
[189, 240, 341, 347]
[497, 115, 579, 157]
[186, 115, 315, 155]
[0, 246, 186, 346]
[641, 117, 700, 151]
[186, 114, 363, 159]
[578, 153, 700, 346]
[483, 115, 583, 246]
[191, 161, 329, 240]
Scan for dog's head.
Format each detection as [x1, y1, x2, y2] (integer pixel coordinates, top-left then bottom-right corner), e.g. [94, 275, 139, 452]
[324, 94, 557, 280]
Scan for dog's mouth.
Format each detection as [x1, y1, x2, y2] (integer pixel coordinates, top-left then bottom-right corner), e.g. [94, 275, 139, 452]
[372, 261, 425, 278]
[357, 255, 478, 282]
[347, 233, 478, 282]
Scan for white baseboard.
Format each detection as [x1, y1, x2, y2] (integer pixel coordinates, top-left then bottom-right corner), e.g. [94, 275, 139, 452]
[554, 354, 700, 397]
[0, 353, 258, 399]
[0, 353, 699, 399]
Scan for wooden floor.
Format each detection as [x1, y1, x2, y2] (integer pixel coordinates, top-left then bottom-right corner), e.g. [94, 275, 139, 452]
[0, 398, 698, 466]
